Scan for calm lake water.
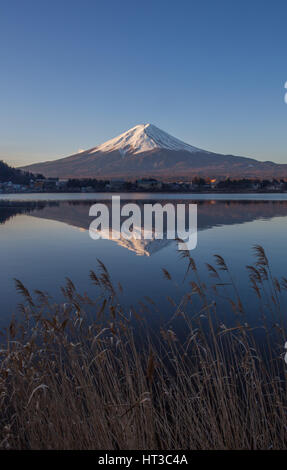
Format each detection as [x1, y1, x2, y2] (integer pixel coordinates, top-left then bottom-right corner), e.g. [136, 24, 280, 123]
[1, 193, 287, 332]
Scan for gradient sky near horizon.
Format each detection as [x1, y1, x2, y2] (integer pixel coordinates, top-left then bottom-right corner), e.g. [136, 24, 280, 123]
[1, 0, 287, 167]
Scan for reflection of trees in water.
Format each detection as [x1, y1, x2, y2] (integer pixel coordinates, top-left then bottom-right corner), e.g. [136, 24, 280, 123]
[0, 201, 60, 225]
[2, 198, 287, 255]
[65, 200, 287, 255]
[0, 207, 26, 224]
[2, 198, 287, 229]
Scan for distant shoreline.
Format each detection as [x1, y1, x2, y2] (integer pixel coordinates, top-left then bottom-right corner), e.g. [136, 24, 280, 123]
[1, 189, 287, 195]
[2, 192, 287, 205]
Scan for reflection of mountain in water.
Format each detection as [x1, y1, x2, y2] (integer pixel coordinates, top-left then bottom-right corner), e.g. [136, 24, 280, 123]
[91, 226, 174, 256]
[118, 238, 172, 257]
[1, 199, 287, 256]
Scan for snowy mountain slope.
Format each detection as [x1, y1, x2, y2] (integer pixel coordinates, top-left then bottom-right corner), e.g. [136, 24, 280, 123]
[92, 123, 208, 155]
[21, 124, 287, 179]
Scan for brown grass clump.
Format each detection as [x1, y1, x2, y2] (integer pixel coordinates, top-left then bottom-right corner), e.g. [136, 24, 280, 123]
[0, 246, 287, 450]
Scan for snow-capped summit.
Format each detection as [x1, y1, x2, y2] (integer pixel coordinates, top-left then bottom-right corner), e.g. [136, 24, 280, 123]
[92, 123, 206, 155]
[21, 123, 287, 180]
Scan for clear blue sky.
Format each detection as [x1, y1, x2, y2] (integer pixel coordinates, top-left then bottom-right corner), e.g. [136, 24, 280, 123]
[1, 0, 287, 166]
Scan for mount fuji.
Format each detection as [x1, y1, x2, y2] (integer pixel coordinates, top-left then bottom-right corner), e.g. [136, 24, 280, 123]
[21, 124, 287, 180]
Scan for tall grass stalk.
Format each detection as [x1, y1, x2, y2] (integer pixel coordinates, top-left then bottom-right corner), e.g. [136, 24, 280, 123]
[0, 246, 287, 450]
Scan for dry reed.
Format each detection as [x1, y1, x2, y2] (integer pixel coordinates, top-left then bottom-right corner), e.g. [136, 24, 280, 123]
[0, 245, 287, 450]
